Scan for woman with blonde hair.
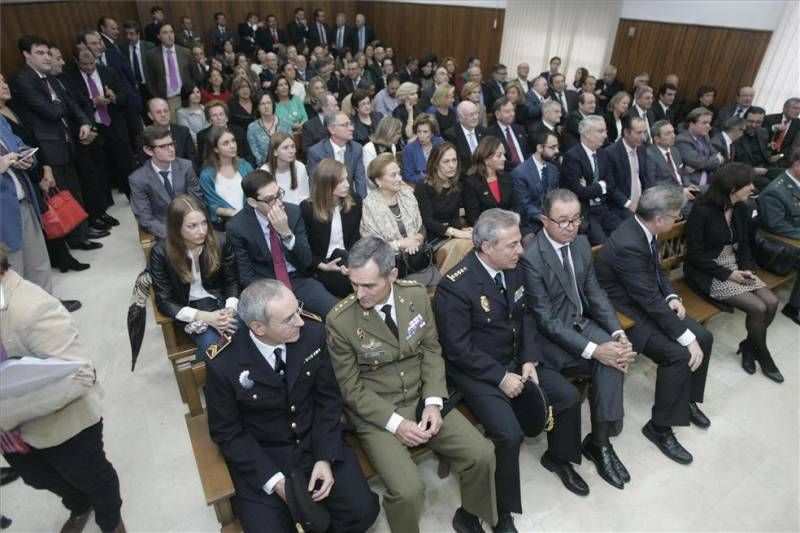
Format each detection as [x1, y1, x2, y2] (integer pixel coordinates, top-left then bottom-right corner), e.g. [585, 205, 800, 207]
[392, 81, 421, 140]
[263, 132, 309, 205]
[362, 116, 402, 178]
[427, 83, 456, 134]
[300, 159, 362, 297]
[303, 76, 327, 119]
[461, 81, 487, 127]
[149, 194, 239, 360]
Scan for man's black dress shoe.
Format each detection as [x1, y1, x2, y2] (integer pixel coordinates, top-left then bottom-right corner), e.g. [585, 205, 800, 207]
[642, 421, 693, 464]
[58, 256, 90, 273]
[581, 437, 624, 489]
[737, 339, 756, 374]
[493, 513, 517, 533]
[85, 228, 110, 239]
[452, 507, 485, 533]
[607, 442, 630, 482]
[100, 213, 120, 226]
[89, 218, 111, 231]
[781, 304, 800, 326]
[689, 402, 711, 428]
[540, 451, 589, 496]
[71, 240, 102, 251]
[0, 467, 19, 486]
[61, 300, 82, 312]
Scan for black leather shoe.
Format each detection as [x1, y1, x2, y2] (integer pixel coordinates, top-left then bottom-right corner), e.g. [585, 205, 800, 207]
[689, 402, 711, 429]
[61, 300, 82, 312]
[540, 451, 589, 496]
[452, 507, 485, 533]
[737, 339, 756, 374]
[85, 228, 110, 239]
[58, 256, 90, 273]
[756, 349, 784, 384]
[89, 218, 111, 231]
[607, 444, 631, 483]
[59, 509, 92, 533]
[642, 421, 693, 465]
[71, 240, 103, 251]
[493, 513, 517, 533]
[581, 437, 624, 489]
[781, 304, 800, 326]
[100, 213, 120, 226]
[0, 467, 19, 486]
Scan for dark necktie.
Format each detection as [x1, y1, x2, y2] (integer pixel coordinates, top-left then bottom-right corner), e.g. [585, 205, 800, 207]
[132, 45, 143, 84]
[665, 150, 680, 184]
[541, 164, 551, 191]
[273, 347, 286, 381]
[560, 246, 583, 317]
[650, 238, 666, 296]
[505, 126, 521, 165]
[381, 304, 399, 338]
[591, 152, 600, 183]
[158, 170, 175, 198]
[493, 272, 506, 296]
[269, 225, 293, 290]
[729, 142, 736, 161]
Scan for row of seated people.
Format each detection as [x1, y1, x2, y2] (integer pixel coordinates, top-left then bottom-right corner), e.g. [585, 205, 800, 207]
[146, 164, 794, 531]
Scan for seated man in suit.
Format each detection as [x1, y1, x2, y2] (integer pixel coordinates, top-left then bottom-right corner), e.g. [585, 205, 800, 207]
[675, 107, 724, 190]
[522, 189, 634, 492]
[604, 115, 651, 220]
[595, 65, 623, 110]
[175, 16, 202, 50]
[488, 96, 530, 171]
[128, 125, 202, 239]
[647, 120, 699, 212]
[483, 63, 508, 115]
[512, 129, 560, 235]
[206, 279, 380, 533]
[524, 76, 550, 125]
[595, 186, 713, 465]
[435, 209, 546, 530]
[711, 115, 745, 163]
[326, 237, 499, 533]
[715, 86, 755, 127]
[528, 100, 564, 153]
[226, 170, 338, 317]
[539, 57, 561, 84]
[757, 146, 800, 324]
[564, 92, 597, 151]
[735, 107, 785, 188]
[339, 60, 370, 101]
[765, 97, 800, 166]
[444, 101, 488, 172]
[652, 83, 678, 126]
[547, 73, 577, 122]
[306, 111, 367, 199]
[144, 97, 197, 167]
[302, 92, 338, 152]
[374, 74, 400, 118]
[561, 115, 623, 244]
[196, 100, 254, 166]
[625, 85, 655, 144]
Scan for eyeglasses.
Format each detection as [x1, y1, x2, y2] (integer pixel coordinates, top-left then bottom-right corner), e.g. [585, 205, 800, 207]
[256, 188, 285, 205]
[546, 215, 583, 229]
[274, 300, 304, 326]
[334, 121, 353, 128]
[150, 142, 175, 150]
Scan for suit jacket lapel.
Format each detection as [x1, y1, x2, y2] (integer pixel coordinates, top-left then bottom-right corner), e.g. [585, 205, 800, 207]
[469, 253, 506, 308]
[147, 165, 173, 204]
[537, 233, 579, 308]
[237, 334, 284, 388]
[285, 341, 305, 391]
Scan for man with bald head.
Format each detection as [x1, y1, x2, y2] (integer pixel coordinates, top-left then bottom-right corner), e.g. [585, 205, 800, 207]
[524, 75, 551, 124]
[513, 62, 530, 94]
[141, 97, 197, 167]
[444, 100, 488, 171]
[716, 86, 756, 127]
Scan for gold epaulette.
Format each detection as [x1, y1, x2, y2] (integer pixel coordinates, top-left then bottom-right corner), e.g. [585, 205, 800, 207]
[205, 333, 232, 360]
[397, 279, 422, 286]
[445, 266, 468, 282]
[299, 308, 322, 322]
[331, 294, 357, 316]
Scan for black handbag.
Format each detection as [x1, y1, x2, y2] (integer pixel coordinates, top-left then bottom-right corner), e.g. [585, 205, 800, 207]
[396, 243, 434, 278]
[753, 234, 800, 276]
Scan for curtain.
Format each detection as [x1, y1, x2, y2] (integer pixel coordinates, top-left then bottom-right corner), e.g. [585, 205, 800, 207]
[500, 0, 623, 82]
[752, 0, 799, 113]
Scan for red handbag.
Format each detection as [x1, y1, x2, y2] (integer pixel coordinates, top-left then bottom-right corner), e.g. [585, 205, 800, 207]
[41, 187, 88, 239]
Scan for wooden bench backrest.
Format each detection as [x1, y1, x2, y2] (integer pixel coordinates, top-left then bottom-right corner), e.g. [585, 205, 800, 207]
[177, 361, 207, 418]
[657, 220, 687, 271]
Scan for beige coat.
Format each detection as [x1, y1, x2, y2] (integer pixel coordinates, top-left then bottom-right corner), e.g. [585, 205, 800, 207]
[360, 187, 424, 242]
[0, 270, 103, 448]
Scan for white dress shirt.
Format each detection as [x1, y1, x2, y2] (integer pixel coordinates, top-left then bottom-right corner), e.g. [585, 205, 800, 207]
[326, 205, 345, 257]
[580, 143, 607, 200]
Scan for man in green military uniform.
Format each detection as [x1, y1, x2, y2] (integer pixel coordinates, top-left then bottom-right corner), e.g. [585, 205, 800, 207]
[326, 237, 498, 533]
[757, 146, 800, 324]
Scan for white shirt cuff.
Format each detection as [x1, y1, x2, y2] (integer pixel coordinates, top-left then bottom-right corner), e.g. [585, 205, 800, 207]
[175, 306, 198, 323]
[676, 329, 696, 347]
[263, 472, 285, 495]
[599, 180, 607, 194]
[665, 294, 680, 302]
[224, 297, 239, 310]
[424, 397, 443, 408]
[283, 234, 296, 250]
[385, 413, 404, 434]
[624, 199, 631, 208]
[611, 330, 625, 340]
[581, 341, 597, 359]
[498, 371, 509, 387]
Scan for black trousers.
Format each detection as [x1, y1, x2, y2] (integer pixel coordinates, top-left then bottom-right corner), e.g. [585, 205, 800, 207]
[74, 139, 114, 220]
[636, 316, 713, 427]
[235, 446, 379, 533]
[97, 123, 135, 197]
[314, 268, 353, 299]
[3, 421, 122, 532]
[462, 382, 543, 515]
[291, 274, 339, 318]
[586, 204, 623, 246]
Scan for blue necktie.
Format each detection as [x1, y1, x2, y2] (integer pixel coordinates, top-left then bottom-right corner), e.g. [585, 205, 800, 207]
[650, 238, 666, 296]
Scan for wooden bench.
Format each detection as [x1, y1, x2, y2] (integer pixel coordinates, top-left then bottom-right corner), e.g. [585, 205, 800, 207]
[138, 226, 156, 263]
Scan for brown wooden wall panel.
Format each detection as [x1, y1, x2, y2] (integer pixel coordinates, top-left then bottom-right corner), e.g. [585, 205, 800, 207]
[610, 19, 771, 111]
[1, 1, 140, 76]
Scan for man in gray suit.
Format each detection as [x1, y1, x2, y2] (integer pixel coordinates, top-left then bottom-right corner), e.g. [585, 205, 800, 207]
[711, 116, 745, 163]
[301, 92, 338, 152]
[521, 188, 634, 493]
[145, 23, 191, 118]
[306, 111, 367, 198]
[129, 125, 202, 238]
[674, 107, 724, 189]
[647, 120, 700, 214]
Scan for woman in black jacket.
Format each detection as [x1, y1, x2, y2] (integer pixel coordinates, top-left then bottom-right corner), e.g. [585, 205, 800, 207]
[685, 163, 782, 382]
[462, 136, 517, 226]
[300, 159, 362, 297]
[149, 195, 239, 361]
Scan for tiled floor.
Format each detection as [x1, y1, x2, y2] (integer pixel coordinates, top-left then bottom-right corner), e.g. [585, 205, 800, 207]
[1, 196, 798, 532]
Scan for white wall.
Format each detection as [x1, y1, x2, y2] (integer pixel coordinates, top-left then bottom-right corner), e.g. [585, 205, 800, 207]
[620, 0, 786, 31]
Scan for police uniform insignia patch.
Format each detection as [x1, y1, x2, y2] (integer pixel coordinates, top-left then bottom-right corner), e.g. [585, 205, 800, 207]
[480, 295, 491, 312]
[299, 309, 322, 322]
[446, 266, 468, 282]
[206, 333, 232, 360]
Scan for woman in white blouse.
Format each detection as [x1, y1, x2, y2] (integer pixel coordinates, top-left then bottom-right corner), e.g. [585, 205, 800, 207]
[362, 116, 401, 181]
[199, 127, 254, 230]
[149, 195, 239, 361]
[262, 132, 309, 205]
[300, 159, 362, 297]
[176, 82, 208, 145]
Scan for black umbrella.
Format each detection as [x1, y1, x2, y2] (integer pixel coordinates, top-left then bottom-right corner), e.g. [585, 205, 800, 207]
[127, 270, 152, 371]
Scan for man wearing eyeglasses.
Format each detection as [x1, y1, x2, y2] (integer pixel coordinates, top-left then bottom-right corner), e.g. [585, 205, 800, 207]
[306, 111, 367, 199]
[226, 169, 338, 318]
[205, 279, 380, 533]
[128, 125, 202, 238]
[521, 188, 633, 495]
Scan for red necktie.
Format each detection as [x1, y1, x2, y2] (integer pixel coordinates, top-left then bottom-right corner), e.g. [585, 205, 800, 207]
[774, 120, 789, 150]
[729, 142, 735, 161]
[269, 225, 293, 290]
[272, 29, 278, 44]
[505, 126, 521, 165]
